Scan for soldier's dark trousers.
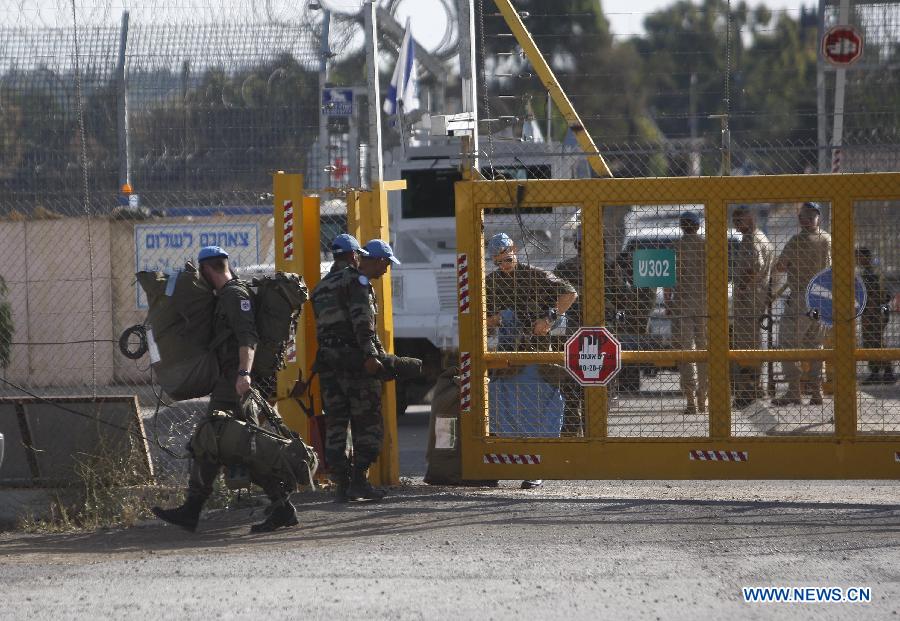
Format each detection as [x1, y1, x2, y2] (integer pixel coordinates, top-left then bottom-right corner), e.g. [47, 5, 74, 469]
[319, 371, 384, 472]
[862, 317, 891, 375]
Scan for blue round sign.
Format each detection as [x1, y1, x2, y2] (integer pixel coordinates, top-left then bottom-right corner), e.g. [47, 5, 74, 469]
[805, 268, 867, 327]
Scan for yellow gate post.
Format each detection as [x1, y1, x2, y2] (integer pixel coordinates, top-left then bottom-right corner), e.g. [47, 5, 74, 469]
[272, 172, 319, 439]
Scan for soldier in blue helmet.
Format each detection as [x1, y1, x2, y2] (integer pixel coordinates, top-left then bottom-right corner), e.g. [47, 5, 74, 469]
[153, 245, 299, 534]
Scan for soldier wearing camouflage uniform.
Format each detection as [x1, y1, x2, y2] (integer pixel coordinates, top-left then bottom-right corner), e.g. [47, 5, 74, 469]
[731, 206, 774, 408]
[772, 202, 832, 406]
[486, 233, 576, 489]
[311, 238, 400, 502]
[152, 246, 299, 533]
[856, 247, 895, 384]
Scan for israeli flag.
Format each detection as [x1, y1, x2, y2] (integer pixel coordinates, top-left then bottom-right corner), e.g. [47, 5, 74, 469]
[383, 20, 420, 116]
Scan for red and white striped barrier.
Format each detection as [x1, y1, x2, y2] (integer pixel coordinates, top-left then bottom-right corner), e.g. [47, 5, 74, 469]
[483, 453, 542, 465]
[283, 199, 294, 261]
[286, 340, 297, 364]
[460, 351, 471, 412]
[689, 450, 748, 462]
[458, 253, 470, 314]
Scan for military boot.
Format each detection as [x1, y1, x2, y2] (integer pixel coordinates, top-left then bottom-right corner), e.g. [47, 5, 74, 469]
[333, 469, 352, 504]
[250, 499, 298, 533]
[151, 496, 204, 532]
[346, 466, 386, 501]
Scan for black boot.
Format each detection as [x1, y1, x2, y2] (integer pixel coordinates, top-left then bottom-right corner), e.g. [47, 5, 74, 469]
[151, 496, 204, 532]
[333, 469, 352, 503]
[346, 465, 386, 501]
[250, 499, 298, 533]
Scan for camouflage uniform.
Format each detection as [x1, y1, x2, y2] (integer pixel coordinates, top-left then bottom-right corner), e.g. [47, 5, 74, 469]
[776, 229, 832, 400]
[731, 228, 774, 404]
[311, 266, 385, 473]
[486, 263, 576, 352]
[859, 264, 893, 380]
[671, 232, 708, 410]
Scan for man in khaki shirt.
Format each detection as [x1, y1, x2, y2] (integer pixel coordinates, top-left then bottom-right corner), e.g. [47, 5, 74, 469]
[665, 212, 708, 415]
[731, 207, 774, 408]
[772, 202, 832, 406]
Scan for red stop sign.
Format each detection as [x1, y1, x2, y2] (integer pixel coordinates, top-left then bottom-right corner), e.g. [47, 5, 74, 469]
[565, 327, 621, 386]
[822, 26, 863, 66]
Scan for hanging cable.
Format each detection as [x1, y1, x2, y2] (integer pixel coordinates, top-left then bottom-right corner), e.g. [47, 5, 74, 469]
[70, 0, 99, 397]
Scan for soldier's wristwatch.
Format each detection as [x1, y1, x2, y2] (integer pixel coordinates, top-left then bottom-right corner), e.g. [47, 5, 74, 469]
[238, 369, 251, 377]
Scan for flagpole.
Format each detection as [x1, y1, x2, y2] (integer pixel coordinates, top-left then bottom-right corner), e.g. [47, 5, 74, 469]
[398, 101, 406, 158]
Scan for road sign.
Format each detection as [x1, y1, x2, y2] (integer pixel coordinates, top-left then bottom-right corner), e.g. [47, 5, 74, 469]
[322, 88, 354, 116]
[564, 327, 622, 386]
[805, 267, 867, 327]
[822, 26, 863, 66]
[633, 248, 676, 287]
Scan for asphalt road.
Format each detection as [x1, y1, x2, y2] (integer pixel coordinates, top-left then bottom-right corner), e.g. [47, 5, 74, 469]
[2, 406, 899, 620]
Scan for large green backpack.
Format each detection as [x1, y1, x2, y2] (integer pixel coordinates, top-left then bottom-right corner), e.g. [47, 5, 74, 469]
[248, 272, 309, 398]
[136, 262, 220, 401]
[134, 264, 307, 401]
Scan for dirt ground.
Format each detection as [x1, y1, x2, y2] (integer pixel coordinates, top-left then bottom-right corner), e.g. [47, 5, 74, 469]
[1, 479, 898, 620]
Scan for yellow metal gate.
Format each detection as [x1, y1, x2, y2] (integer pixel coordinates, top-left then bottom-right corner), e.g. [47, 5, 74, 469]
[456, 173, 900, 479]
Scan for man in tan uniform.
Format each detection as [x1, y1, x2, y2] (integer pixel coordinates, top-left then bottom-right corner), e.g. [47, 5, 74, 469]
[772, 202, 832, 406]
[731, 206, 774, 408]
[665, 212, 708, 415]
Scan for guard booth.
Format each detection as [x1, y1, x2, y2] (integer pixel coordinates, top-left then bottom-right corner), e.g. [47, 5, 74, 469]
[456, 172, 900, 480]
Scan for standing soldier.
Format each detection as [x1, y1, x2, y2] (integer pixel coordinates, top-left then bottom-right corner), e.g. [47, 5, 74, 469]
[731, 206, 775, 408]
[772, 202, 832, 406]
[665, 212, 708, 415]
[856, 247, 895, 384]
[311, 239, 400, 502]
[487, 233, 576, 488]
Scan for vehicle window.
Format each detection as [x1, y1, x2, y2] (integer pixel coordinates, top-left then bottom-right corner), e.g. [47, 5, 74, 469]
[401, 168, 461, 219]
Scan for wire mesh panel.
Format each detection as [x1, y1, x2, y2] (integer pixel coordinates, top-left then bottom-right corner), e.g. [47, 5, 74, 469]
[474, 0, 900, 177]
[854, 200, 900, 434]
[0, 1, 329, 486]
[459, 172, 900, 479]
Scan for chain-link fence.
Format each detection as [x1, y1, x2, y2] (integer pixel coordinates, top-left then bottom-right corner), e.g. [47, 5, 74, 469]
[474, 0, 900, 178]
[0, 1, 338, 487]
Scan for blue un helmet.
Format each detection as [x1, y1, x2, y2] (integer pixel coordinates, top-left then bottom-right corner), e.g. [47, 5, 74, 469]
[198, 246, 228, 262]
[331, 233, 369, 256]
[363, 239, 401, 265]
[487, 233, 514, 257]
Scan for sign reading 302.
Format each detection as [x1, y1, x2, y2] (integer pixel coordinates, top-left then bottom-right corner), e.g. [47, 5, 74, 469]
[632, 248, 676, 287]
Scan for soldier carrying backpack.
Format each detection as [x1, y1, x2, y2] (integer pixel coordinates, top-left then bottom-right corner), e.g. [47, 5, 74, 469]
[148, 246, 313, 534]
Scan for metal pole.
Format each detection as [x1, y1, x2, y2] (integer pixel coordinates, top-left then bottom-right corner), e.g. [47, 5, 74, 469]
[830, 0, 850, 173]
[319, 9, 331, 191]
[457, 0, 480, 176]
[816, 0, 828, 172]
[546, 90, 552, 146]
[364, 1, 383, 185]
[348, 91, 359, 188]
[116, 10, 130, 190]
